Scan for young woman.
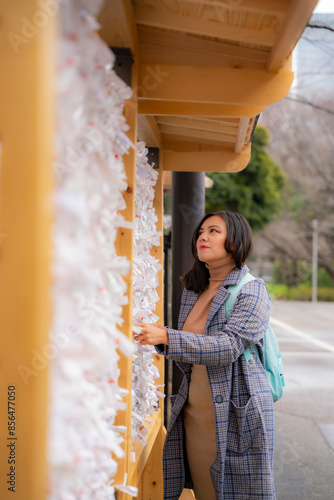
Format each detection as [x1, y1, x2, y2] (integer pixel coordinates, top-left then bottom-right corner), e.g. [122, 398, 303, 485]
[134, 211, 275, 499]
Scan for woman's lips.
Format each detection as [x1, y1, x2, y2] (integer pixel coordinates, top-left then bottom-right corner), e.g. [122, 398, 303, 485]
[199, 245, 209, 249]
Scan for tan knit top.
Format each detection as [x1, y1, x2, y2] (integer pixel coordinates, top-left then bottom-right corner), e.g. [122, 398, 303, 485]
[183, 256, 235, 500]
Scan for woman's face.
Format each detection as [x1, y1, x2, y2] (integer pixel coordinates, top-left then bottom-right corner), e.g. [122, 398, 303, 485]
[196, 215, 230, 265]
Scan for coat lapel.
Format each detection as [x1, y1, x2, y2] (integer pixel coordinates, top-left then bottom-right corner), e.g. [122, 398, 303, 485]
[205, 265, 250, 332]
[178, 264, 250, 332]
[205, 283, 230, 332]
[178, 289, 198, 330]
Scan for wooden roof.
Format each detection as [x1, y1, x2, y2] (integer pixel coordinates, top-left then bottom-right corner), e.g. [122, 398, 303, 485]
[99, 0, 318, 172]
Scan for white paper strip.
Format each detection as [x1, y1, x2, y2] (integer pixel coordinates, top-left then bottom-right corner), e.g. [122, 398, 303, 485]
[131, 142, 164, 445]
[47, 1, 137, 498]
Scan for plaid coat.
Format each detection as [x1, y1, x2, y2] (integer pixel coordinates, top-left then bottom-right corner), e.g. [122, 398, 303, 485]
[156, 265, 275, 499]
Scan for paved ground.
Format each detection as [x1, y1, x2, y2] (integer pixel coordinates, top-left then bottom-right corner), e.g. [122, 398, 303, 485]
[271, 301, 334, 500]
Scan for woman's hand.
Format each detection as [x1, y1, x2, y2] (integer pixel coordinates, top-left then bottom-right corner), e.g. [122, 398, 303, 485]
[133, 323, 169, 346]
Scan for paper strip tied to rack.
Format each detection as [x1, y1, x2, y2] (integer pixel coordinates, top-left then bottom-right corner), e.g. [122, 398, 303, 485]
[131, 142, 164, 445]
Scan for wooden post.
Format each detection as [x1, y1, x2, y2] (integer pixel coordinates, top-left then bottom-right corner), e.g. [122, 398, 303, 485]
[0, 1, 56, 499]
[142, 151, 165, 499]
[113, 54, 138, 497]
[149, 150, 165, 419]
[141, 426, 165, 500]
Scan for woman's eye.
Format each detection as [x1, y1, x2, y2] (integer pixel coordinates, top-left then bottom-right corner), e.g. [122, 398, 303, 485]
[210, 228, 217, 233]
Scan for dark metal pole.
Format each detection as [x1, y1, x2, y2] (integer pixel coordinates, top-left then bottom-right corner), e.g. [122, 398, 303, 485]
[171, 171, 205, 393]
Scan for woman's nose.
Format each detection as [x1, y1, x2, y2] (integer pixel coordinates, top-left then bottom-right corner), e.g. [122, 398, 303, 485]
[199, 232, 207, 241]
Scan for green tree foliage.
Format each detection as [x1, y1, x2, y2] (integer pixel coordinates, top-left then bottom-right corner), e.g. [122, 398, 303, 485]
[205, 126, 285, 231]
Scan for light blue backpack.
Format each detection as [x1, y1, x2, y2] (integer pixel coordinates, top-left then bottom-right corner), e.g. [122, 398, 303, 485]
[224, 273, 285, 402]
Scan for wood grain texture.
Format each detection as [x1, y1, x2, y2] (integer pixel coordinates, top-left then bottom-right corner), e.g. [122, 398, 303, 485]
[0, 1, 56, 499]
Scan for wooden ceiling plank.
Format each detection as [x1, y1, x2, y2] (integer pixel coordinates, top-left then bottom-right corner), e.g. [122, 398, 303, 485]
[98, 0, 138, 53]
[155, 116, 238, 136]
[161, 137, 237, 152]
[139, 42, 265, 69]
[138, 26, 270, 63]
[134, 6, 276, 47]
[159, 124, 237, 143]
[180, 0, 289, 17]
[245, 117, 256, 143]
[139, 100, 265, 118]
[137, 115, 161, 147]
[158, 115, 240, 126]
[267, 0, 318, 71]
[234, 117, 251, 153]
[138, 64, 294, 106]
[162, 146, 251, 172]
[163, 135, 236, 148]
[204, 117, 239, 125]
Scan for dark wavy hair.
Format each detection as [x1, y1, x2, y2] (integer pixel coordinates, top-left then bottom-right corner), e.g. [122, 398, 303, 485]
[182, 211, 253, 294]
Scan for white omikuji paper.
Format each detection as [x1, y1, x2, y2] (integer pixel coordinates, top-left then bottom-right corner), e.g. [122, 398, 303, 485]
[47, 1, 137, 498]
[132, 143, 164, 446]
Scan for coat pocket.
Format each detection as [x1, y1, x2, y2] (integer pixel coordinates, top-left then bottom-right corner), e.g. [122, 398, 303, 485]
[226, 396, 264, 454]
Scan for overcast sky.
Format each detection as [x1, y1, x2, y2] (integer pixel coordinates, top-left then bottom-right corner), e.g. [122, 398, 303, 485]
[314, 0, 334, 13]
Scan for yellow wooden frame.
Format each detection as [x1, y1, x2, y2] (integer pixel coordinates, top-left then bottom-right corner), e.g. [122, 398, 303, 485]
[0, 1, 56, 499]
[109, 14, 165, 493]
[0, 0, 318, 498]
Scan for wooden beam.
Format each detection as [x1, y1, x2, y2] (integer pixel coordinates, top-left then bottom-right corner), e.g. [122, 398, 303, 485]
[139, 41, 266, 70]
[155, 116, 238, 136]
[150, 160, 164, 420]
[267, 0, 318, 72]
[163, 171, 172, 191]
[138, 26, 269, 69]
[138, 26, 270, 62]
[138, 64, 294, 106]
[162, 145, 251, 172]
[130, 409, 162, 486]
[234, 117, 251, 153]
[137, 115, 161, 147]
[113, 50, 138, 495]
[141, 426, 165, 500]
[159, 124, 237, 145]
[162, 137, 240, 152]
[162, 134, 235, 149]
[98, 0, 138, 54]
[181, 0, 289, 16]
[139, 100, 265, 118]
[245, 117, 256, 144]
[143, 159, 165, 500]
[203, 117, 239, 125]
[134, 5, 276, 47]
[0, 1, 56, 499]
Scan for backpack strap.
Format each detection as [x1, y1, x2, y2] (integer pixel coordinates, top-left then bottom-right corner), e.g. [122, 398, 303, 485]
[224, 272, 259, 367]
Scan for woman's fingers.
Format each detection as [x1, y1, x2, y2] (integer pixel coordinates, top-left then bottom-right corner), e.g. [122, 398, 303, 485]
[132, 323, 168, 345]
[134, 333, 150, 345]
[132, 325, 143, 335]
